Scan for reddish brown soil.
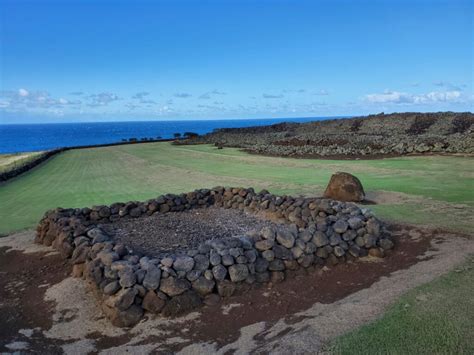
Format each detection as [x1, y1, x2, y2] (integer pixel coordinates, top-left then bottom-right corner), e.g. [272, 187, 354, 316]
[0, 247, 69, 353]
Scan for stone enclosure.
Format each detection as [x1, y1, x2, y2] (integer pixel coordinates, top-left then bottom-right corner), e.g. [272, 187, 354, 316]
[35, 187, 394, 327]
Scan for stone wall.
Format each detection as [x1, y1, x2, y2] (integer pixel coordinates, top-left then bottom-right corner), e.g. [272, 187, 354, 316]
[35, 187, 393, 327]
[187, 112, 474, 157]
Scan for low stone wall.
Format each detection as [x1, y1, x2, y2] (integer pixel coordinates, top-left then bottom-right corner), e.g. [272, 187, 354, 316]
[0, 149, 65, 182]
[35, 187, 394, 327]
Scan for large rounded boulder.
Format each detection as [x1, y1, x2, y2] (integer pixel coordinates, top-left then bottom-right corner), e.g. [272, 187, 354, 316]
[323, 172, 365, 202]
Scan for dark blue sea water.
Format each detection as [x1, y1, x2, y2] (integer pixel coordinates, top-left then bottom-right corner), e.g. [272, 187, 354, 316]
[0, 117, 337, 154]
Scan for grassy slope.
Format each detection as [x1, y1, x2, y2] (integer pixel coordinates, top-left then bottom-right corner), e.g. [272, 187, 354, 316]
[0, 142, 472, 234]
[329, 256, 474, 354]
[0, 151, 44, 173]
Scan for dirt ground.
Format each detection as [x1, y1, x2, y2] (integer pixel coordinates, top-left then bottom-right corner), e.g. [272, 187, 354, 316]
[99, 206, 278, 257]
[1, 226, 473, 354]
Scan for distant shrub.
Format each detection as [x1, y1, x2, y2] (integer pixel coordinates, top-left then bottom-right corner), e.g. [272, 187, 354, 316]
[183, 132, 199, 138]
[451, 116, 473, 133]
[406, 115, 437, 135]
[350, 119, 363, 132]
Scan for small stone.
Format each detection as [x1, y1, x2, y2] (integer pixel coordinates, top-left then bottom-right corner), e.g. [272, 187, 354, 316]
[379, 238, 394, 250]
[204, 270, 214, 280]
[159, 277, 190, 297]
[330, 234, 342, 246]
[212, 264, 227, 281]
[255, 240, 274, 251]
[142, 290, 166, 313]
[209, 250, 221, 266]
[228, 264, 249, 282]
[299, 254, 314, 268]
[348, 217, 364, 230]
[72, 263, 85, 278]
[364, 234, 377, 248]
[276, 230, 295, 248]
[173, 256, 195, 272]
[161, 291, 202, 317]
[229, 248, 242, 258]
[291, 246, 304, 259]
[255, 272, 270, 283]
[192, 276, 215, 296]
[236, 255, 248, 264]
[304, 242, 317, 254]
[161, 257, 174, 268]
[272, 245, 293, 260]
[349, 245, 361, 257]
[298, 230, 313, 242]
[107, 287, 138, 311]
[222, 254, 234, 266]
[193, 254, 210, 271]
[217, 280, 236, 298]
[367, 218, 381, 236]
[142, 265, 161, 290]
[71, 244, 90, 264]
[268, 259, 285, 271]
[270, 271, 285, 283]
[262, 250, 275, 261]
[313, 231, 329, 247]
[342, 230, 357, 242]
[261, 226, 276, 240]
[107, 305, 143, 327]
[244, 250, 257, 263]
[119, 268, 136, 288]
[103, 281, 120, 295]
[333, 246, 345, 257]
[255, 257, 269, 273]
[187, 249, 199, 257]
[316, 248, 328, 259]
[186, 270, 201, 282]
[368, 248, 384, 258]
[333, 220, 349, 234]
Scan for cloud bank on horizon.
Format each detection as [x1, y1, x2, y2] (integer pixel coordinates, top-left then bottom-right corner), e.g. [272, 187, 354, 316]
[0, 0, 472, 123]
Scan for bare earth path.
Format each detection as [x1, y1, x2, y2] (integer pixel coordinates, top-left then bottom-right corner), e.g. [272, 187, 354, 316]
[0, 228, 473, 354]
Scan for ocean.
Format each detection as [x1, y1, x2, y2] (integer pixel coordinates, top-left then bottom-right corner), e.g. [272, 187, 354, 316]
[0, 117, 335, 154]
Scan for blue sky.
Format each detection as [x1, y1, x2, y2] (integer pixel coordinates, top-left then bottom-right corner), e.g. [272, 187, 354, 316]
[0, 0, 472, 123]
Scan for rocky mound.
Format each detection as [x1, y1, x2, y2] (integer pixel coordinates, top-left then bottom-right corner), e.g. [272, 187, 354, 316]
[35, 187, 392, 327]
[187, 112, 474, 157]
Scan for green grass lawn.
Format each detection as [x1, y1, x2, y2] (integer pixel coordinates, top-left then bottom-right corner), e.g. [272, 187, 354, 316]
[0, 142, 472, 234]
[328, 256, 474, 354]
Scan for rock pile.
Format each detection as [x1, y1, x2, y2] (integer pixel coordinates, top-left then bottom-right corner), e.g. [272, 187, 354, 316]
[36, 187, 393, 327]
[185, 112, 474, 157]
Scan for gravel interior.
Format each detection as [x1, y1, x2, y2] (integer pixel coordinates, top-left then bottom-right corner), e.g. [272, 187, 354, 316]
[99, 206, 278, 257]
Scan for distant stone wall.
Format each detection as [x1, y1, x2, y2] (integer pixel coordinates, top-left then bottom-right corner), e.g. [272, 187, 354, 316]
[0, 149, 64, 183]
[188, 112, 474, 157]
[35, 187, 394, 327]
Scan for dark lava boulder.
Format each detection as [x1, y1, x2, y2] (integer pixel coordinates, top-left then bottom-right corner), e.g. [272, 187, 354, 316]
[323, 172, 365, 202]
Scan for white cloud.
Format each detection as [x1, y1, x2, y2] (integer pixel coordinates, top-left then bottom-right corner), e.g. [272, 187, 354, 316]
[18, 88, 29, 97]
[0, 88, 82, 112]
[364, 90, 463, 104]
[87, 92, 120, 107]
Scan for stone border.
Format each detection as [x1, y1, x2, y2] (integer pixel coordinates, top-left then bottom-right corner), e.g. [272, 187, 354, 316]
[35, 187, 394, 327]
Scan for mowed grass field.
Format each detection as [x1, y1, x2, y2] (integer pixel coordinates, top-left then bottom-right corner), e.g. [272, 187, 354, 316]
[0, 142, 473, 235]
